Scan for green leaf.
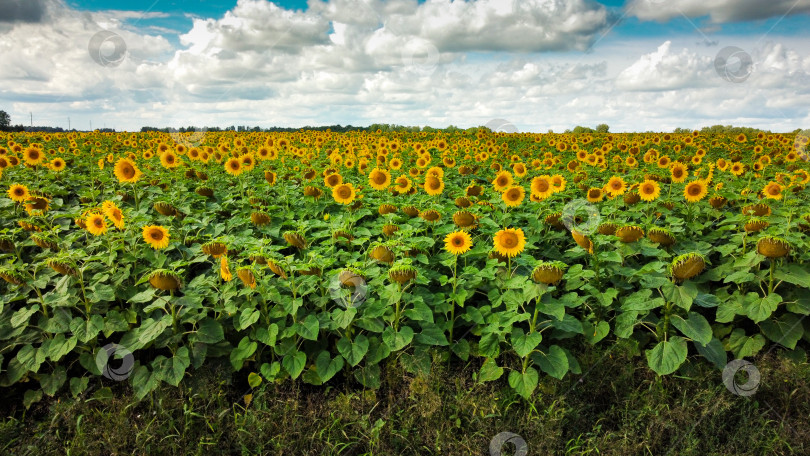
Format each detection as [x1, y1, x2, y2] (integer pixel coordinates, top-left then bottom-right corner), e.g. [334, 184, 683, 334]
[531, 345, 569, 379]
[161, 347, 190, 386]
[248, 372, 263, 388]
[196, 318, 225, 344]
[238, 308, 261, 331]
[23, 389, 43, 409]
[16, 344, 45, 373]
[582, 320, 610, 345]
[414, 323, 448, 346]
[337, 334, 369, 367]
[478, 358, 504, 382]
[510, 328, 542, 358]
[478, 332, 501, 358]
[724, 269, 755, 284]
[774, 264, 810, 287]
[382, 326, 414, 352]
[508, 367, 539, 399]
[282, 350, 306, 379]
[138, 315, 172, 345]
[129, 289, 157, 304]
[695, 338, 727, 369]
[663, 281, 698, 311]
[743, 293, 781, 323]
[254, 324, 278, 347]
[354, 363, 381, 389]
[40, 366, 67, 396]
[71, 315, 105, 343]
[670, 312, 712, 346]
[230, 336, 257, 371]
[260, 361, 281, 381]
[69, 376, 89, 398]
[760, 314, 804, 350]
[11, 305, 40, 328]
[45, 334, 77, 362]
[645, 337, 688, 375]
[726, 329, 766, 359]
[315, 350, 344, 383]
[90, 284, 116, 302]
[621, 289, 663, 312]
[131, 365, 161, 400]
[296, 314, 320, 341]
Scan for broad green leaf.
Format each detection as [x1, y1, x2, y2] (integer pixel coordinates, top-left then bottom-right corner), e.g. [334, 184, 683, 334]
[11, 305, 40, 328]
[382, 326, 414, 352]
[695, 338, 727, 369]
[354, 363, 381, 389]
[16, 344, 45, 373]
[583, 320, 610, 345]
[531, 345, 568, 379]
[71, 315, 105, 343]
[726, 329, 766, 359]
[645, 337, 688, 375]
[743, 293, 781, 323]
[478, 332, 501, 358]
[622, 289, 663, 312]
[670, 313, 712, 346]
[260, 361, 281, 381]
[760, 314, 804, 350]
[238, 308, 261, 331]
[296, 314, 320, 341]
[230, 336, 257, 371]
[131, 365, 161, 400]
[196, 318, 225, 344]
[138, 315, 172, 345]
[315, 350, 343, 383]
[508, 367, 538, 399]
[40, 366, 67, 396]
[45, 334, 77, 362]
[129, 289, 157, 304]
[254, 324, 278, 347]
[160, 347, 190, 386]
[774, 264, 810, 287]
[478, 358, 504, 382]
[282, 350, 306, 379]
[23, 389, 43, 409]
[663, 281, 698, 311]
[69, 376, 89, 398]
[510, 328, 542, 358]
[248, 372, 263, 388]
[337, 334, 369, 367]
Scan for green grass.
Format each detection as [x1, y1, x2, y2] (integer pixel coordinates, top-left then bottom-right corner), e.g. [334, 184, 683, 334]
[2, 342, 808, 455]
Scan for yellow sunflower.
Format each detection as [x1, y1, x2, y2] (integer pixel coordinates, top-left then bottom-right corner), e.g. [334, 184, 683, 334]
[605, 176, 626, 196]
[224, 157, 242, 176]
[104, 203, 125, 229]
[493, 228, 526, 258]
[683, 180, 708, 203]
[220, 255, 233, 281]
[502, 186, 525, 207]
[160, 151, 180, 169]
[424, 176, 445, 196]
[762, 181, 783, 200]
[142, 225, 170, 249]
[368, 168, 391, 190]
[587, 187, 604, 203]
[332, 183, 356, 205]
[85, 213, 107, 236]
[114, 158, 142, 183]
[23, 147, 44, 166]
[492, 171, 513, 192]
[530, 175, 553, 199]
[7, 184, 29, 202]
[638, 179, 661, 202]
[670, 163, 688, 183]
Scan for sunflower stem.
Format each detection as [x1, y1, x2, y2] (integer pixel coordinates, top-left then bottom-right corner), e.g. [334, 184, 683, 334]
[768, 259, 776, 295]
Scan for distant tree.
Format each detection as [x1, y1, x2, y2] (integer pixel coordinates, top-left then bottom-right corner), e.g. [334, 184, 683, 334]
[595, 123, 610, 133]
[572, 126, 595, 134]
[0, 110, 10, 129]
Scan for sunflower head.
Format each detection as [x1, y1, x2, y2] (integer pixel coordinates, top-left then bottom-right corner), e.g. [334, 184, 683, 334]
[304, 186, 324, 199]
[419, 209, 441, 223]
[283, 231, 307, 249]
[616, 225, 644, 243]
[742, 203, 771, 217]
[388, 264, 418, 285]
[31, 233, 58, 251]
[382, 224, 399, 237]
[250, 211, 272, 226]
[531, 261, 567, 285]
[493, 228, 526, 258]
[378, 204, 397, 215]
[597, 222, 618, 236]
[46, 256, 77, 276]
[452, 210, 478, 230]
[648, 227, 676, 246]
[196, 186, 214, 198]
[757, 236, 790, 258]
[237, 267, 258, 289]
[669, 253, 706, 282]
[444, 230, 473, 255]
[623, 192, 641, 205]
[402, 205, 420, 217]
[154, 201, 177, 217]
[455, 196, 472, 208]
[266, 259, 288, 279]
[709, 196, 727, 209]
[369, 244, 395, 264]
[572, 230, 593, 254]
[544, 212, 565, 230]
[0, 236, 15, 252]
[0, 266, 25, 285]
[202, 240, 228, 258]
[148, 269, 182, 291]
[744, 218, 769, 233]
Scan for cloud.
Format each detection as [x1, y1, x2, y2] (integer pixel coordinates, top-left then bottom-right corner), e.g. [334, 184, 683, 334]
[0, 0, 49, 24]
[615, 41, 715, 91]
[628, 0, 810, 23]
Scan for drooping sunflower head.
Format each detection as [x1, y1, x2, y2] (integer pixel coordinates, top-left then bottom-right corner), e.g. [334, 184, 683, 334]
[645, 227, 674, 246]
[466, 184, 484, 197]
[283, 231, 307, 250]
[154, 201, 177, 217]
[571, 230, 593, 254]
[250, 211, 271, 226]
[757, 236, 790, 258]
[616, 225, 644, 243]
[31, 233, 58, 250]
[597, 222, 618, 236]
[196, 186, 214, 198]
[455, 196, 472, 208]
[148, 269, 182, 291]
[379, 204, 397, 215]
[46, 256, 78, 276]
[236, 267, 258, 289]
[369, 244, 395, 264]
[266, 259, 288, 279]
[402, 205, 420, 217]
[388, 264, 418, 285]
[202, 240, 227, 258]
[742, 203, 771, 217]
[419, 209, 441, 223]
[744, 218, 769, 233]
[0, 235, 14, 252]
[669, 253, 706, 282]
[452, 210, 478, 229]
[709, 196, 727, 209]
[531, 261, 567, 285]
[493, 227, 526, 258]
[0, 266, 25, 285]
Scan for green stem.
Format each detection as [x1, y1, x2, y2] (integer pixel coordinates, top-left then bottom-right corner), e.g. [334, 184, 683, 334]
[768, 259, 776, 295]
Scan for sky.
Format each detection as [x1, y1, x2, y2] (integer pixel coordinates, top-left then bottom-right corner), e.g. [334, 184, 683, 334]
[1, 0, 809, 132]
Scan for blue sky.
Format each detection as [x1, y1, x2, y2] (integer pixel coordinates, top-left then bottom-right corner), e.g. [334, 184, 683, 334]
[2, 0, 810, 131]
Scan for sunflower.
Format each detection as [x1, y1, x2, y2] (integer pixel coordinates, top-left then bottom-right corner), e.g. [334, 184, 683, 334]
[683, 180, 708, 203]
[265, 170, 277, 185]
[669, 253, 705, 282]
[453, 210, 478, 229]
[202, 241, 227, 258]
[531, 261, 567, 285]
[23, 147, 44, 166]
[85, 213, 107, 236]
[104, 203, 125, 229]
[220, 256, 233, 281]
[142, 225, 170, 249]
[493, 228, 526, 258]
[7, 184, 29, 202]
[762, 181, 783, 200]
[332, 183, 356, 205]
[160, 151, 180, 168]
[605, 176, 626, 196]
[389, 265, 418, 284]
[368, 168, 391, 190]
[237, 267, 257, 289]
[324, 173, 342, 188]
[757, 236, 790, 258]
[369, 245, 395, 264]
[224, 157, 242, 176]
[670, 163, 688, 183]
[502, 186, 525, 207]
[394, 176, 412, 193]
[638, 179, 660, 202]
[50, 157, 66, 172]
[530, 176, 553, 199]
[424, 176, 445, 196]
[729, 162, 745, 176]
[445, 231, 472, 255]
[492, 171, 513, 192]
[586, 187, 604, 203]
[550, 175, 566, 193]
[149, 269, 182, 291]
[114, 158, 142, 183]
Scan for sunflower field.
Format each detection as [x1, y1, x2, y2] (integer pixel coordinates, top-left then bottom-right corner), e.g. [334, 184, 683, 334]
[1, 128, 809, 406]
